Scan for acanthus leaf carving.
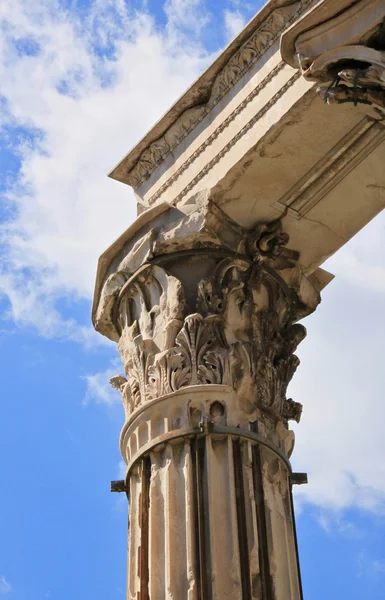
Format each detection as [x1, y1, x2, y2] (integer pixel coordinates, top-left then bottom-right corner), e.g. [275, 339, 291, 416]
[125, 334, 156, 410]
[110, 374, 128, 391]
[110, 219, 316, 425]
[123, 313, 232, 410]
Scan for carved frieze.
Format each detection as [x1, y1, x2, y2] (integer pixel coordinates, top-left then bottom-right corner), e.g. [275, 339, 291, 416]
[125, 0, 313, 189]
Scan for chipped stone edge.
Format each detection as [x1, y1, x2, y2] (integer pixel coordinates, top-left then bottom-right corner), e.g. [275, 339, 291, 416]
[91, 202, 171, 327]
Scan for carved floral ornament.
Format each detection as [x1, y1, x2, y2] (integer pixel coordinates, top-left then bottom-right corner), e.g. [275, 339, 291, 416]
[280, 0, 385, 111]
[104, 219, 319, 426]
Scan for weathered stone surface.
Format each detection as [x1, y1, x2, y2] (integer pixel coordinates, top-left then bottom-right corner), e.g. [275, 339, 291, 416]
[92, 0, 385, 598]
[281, 0, 385, 110]
[109, 0, 315, 190]
[93, 199, 323, 598]
[104, 1, 385, 287]
[111, 245, 311, 423]
[94, 201, 324, 426]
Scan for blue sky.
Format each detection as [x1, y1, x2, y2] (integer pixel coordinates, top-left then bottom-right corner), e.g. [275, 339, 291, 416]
[1, 0, 385, 598]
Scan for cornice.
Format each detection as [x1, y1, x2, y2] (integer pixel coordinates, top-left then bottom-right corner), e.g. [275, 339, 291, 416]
[148, 69, 301, 206]
[109, 0, 314, 189]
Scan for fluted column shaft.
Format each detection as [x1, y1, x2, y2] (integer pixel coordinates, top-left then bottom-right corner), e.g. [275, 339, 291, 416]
[122, 390, 301, 600]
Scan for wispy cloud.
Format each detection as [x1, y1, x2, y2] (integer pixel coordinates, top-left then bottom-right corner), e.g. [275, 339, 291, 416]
[82, 363, 123, 407]
[165, 0, 211, 38]
[224, 9, 246, 40]
[356, 550, 385, 580]
[0, 577, 12, 595]
[373, 559, 385, 574]
[315, 511, 359, 537]
[0, 0, 213, 340]
[2, 0, 385, 521]
[291, 212, 385, 513]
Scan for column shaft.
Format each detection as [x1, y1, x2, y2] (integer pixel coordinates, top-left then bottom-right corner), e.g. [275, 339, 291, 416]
[126, 428, 301, 599]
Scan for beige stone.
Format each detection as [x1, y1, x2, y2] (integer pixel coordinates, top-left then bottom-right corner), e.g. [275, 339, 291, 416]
[92, 0, 385, 598]
[281, 0, 385, 108]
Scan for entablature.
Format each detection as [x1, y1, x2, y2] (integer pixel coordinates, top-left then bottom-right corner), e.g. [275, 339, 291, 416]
[102, 0, 385, 310]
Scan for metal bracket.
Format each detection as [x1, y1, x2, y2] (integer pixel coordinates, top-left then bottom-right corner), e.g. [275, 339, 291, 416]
[111, 479, 128, 493]
[290, 473, 308, 486]
[199, 418, 214, 434]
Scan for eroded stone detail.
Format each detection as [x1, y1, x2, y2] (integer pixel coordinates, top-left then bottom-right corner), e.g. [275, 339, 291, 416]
[103, 215, 319, 424]
[281, 0, 385, 111]
[282, 397, 303, 423]
[318, 63, 385, 111]
[148, 70, 301, 206]
[316, 46, 385, 111]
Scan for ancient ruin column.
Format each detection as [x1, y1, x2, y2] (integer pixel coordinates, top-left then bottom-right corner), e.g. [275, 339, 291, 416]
[90, 0, 385, 595]
[93, 199, 324, 600]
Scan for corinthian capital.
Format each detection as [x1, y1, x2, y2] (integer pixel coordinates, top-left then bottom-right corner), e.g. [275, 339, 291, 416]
[93, 199, 325, 433]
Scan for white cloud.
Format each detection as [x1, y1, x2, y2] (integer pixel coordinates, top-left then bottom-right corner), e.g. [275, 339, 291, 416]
[164, 0, 210, 38]
[2, 0, 385, 519]
[0, 269, 108, 345]
[291, 213, 385, 512]
[118, 460, 127, 479]
[373, 559, 385, 574]
[316, 513, 332, 533]
[82, 364, 123, 408]
[0, 0, 211, 338]
[355, 550, 385, 580]
[314, 512, 358, 536]
[224, 9, 246, 40]
[0, 577, 11, 595]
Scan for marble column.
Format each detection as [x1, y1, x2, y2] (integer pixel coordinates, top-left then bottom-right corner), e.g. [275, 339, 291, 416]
[93, 199, 322, 600]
